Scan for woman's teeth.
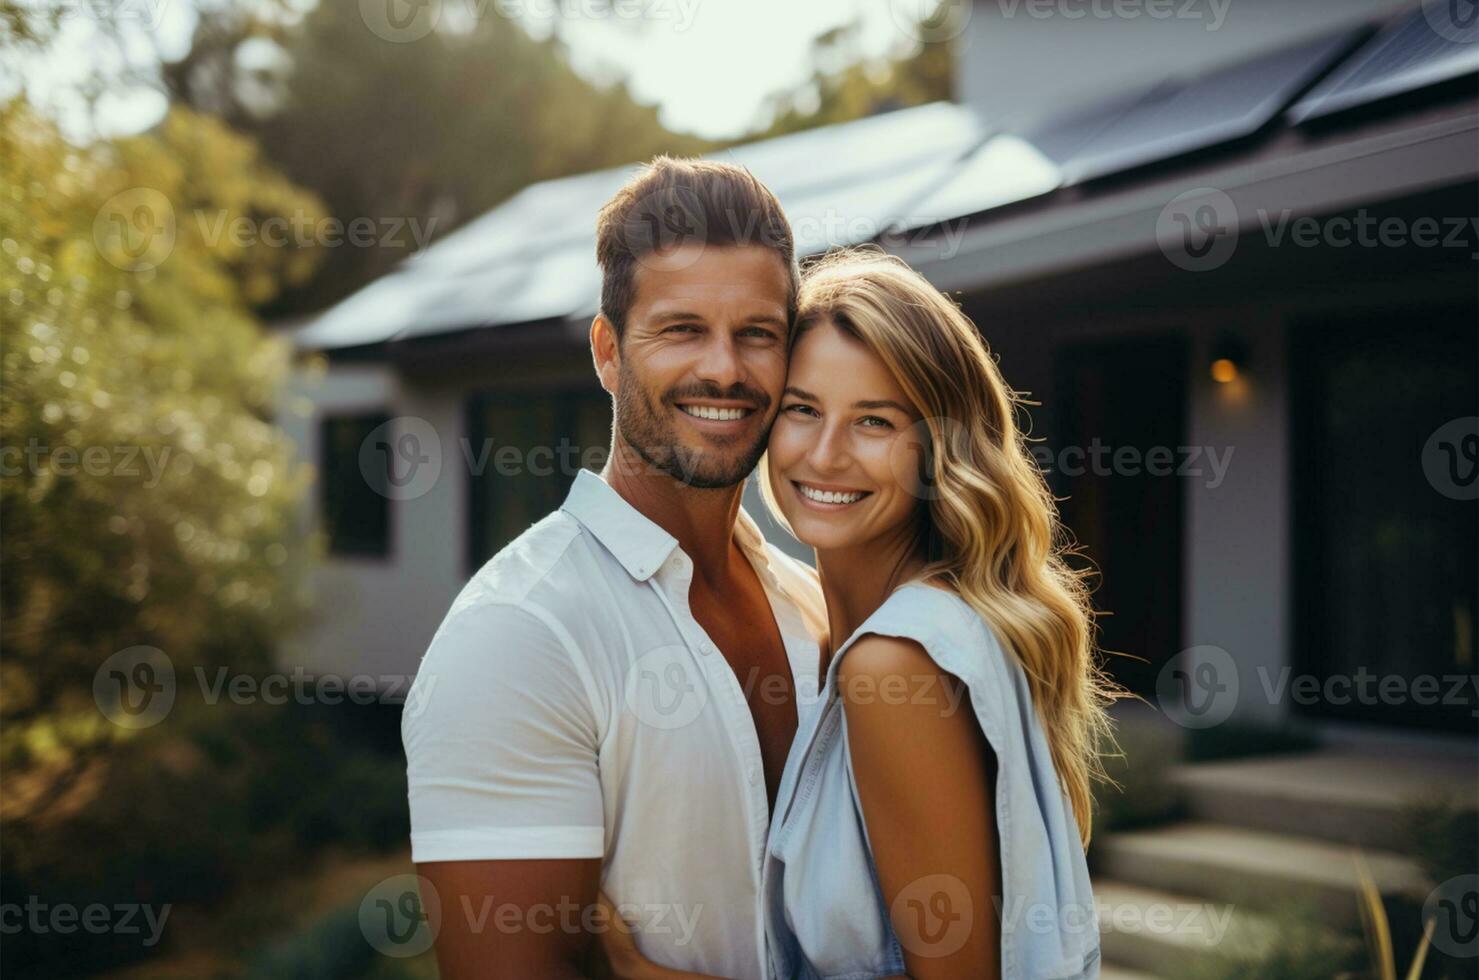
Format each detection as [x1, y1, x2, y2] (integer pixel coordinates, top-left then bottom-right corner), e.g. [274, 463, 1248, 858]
[679, 405, 750, 421]
[797, 484, 866, 505]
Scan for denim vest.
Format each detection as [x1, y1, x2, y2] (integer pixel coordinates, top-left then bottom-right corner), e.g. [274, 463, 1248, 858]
[761, 582, 1101, 980]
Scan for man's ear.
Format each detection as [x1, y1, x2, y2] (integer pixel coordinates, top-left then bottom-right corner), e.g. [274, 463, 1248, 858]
[590, 314, 621, 396]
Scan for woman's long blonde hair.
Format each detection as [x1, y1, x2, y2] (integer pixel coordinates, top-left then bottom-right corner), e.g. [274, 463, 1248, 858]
[764, 247, 1123, 846]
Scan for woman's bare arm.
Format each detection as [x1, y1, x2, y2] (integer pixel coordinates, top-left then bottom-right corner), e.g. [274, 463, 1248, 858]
[838, 634, 1002, 980]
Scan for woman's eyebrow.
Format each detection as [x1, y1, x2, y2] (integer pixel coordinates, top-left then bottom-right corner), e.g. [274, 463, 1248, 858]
[783, 387, 911, 414]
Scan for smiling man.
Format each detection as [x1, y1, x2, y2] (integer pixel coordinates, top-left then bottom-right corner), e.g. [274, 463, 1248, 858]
[402, 158, 826, 978]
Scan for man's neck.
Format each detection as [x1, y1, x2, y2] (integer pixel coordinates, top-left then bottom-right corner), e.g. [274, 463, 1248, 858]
[600, 442, 746, 584]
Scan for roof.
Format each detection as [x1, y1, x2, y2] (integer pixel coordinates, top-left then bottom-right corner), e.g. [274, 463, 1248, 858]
[293, 0, 1477, 353]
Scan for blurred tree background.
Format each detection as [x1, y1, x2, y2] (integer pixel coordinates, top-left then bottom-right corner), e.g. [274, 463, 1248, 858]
[0, 0, 953, 974]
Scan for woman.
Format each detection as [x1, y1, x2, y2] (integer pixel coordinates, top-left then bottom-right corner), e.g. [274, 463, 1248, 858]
[603, 247, 1117, 979]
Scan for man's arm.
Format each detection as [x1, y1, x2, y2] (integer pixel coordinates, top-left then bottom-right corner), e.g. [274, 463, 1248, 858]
[403, 598, 608, 976]
[419, 858, 602, 978]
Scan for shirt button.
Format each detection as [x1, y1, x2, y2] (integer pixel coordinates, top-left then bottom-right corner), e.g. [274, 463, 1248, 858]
[748, 765, 760, 785]
[700, 641, 715, 656]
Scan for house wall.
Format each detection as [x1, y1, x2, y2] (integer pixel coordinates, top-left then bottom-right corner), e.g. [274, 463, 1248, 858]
[279, 361, 471, 681]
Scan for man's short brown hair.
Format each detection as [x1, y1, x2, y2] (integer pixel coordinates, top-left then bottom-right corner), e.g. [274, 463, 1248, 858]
[595, 156, 798, 339]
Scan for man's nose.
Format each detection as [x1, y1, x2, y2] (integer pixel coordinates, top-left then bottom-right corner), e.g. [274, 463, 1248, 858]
[693, 333, 744, 390]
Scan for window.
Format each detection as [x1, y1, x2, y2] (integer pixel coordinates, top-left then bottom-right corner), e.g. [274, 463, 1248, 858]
[466, 389, 612, 569]
[1291, 312, 1478, 732]
[319, 412, 391, 557]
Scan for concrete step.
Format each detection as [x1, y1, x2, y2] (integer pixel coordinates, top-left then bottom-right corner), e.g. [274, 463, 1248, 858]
[1167, 747, 1478, 847]
[1094, 820, 1430, 931]
[1099, 965, 1162, 980]
[1094, 879, 1288, 978]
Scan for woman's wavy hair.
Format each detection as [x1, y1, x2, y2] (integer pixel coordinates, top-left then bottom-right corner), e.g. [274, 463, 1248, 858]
[761, 247, 1125, 845]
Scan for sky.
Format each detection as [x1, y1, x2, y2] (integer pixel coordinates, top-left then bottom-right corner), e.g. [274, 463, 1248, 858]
[5, 0, 933, 142]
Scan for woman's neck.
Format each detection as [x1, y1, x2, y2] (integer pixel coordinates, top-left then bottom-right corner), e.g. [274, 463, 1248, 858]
[814, 522, 929, 663]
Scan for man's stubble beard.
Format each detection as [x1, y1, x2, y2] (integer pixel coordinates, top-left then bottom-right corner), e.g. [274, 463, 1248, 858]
[613, 357, 771, 490]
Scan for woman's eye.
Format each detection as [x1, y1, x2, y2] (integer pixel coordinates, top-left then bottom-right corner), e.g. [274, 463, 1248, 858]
[859, 416, 894, 429]
[783, 403, 818, 418]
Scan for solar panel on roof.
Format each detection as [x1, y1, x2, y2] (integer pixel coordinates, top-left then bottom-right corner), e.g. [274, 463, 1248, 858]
[1289, 1, 1479, 123]
[1040, 26, 1366, 184]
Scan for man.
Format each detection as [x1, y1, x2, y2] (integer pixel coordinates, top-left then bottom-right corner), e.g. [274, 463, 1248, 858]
[402, 157, 826, 978]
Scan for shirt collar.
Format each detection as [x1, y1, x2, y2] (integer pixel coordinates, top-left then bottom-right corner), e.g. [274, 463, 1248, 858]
[561, 469, 781, 585]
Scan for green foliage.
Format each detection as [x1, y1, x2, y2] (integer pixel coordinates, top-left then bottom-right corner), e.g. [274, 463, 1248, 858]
[1, 699, 409, 976]
[1399, 794, 1479, 885]
[0, 97, 322, 811]
[752, 16, 954, 140]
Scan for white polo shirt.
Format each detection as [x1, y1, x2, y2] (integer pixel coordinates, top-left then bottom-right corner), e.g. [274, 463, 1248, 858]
[403, 468, 825, 979]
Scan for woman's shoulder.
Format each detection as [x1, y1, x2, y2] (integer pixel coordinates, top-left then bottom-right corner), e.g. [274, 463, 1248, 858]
[846, 580, 1015, 685]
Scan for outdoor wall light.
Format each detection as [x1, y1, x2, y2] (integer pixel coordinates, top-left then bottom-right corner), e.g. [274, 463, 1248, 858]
[1210, 333, 1249, 384]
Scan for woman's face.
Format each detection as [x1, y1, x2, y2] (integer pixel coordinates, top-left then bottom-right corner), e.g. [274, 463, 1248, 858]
[767, 318, 927, 552]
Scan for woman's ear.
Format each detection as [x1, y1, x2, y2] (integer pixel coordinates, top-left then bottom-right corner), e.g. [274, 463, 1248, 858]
[590, 315, 621, 395]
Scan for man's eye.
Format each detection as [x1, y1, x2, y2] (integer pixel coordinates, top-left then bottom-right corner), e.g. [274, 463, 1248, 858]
[665, 324, 699, 334]
[740, 327, 777, 339]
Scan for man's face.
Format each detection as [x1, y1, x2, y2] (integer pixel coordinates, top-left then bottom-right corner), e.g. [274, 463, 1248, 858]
[608, 243, 791, 489]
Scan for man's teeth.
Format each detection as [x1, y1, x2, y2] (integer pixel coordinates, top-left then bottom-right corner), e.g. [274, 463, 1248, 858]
[680, 405, 749, 421]
[798, 484, 866, 505]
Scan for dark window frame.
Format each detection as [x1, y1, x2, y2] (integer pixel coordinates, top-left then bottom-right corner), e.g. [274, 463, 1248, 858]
[319, 411, 393, 559]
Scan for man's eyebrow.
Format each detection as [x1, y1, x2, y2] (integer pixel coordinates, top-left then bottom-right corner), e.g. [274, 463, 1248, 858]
[854, 399, 912, 413]
[650, 310, 706, 325]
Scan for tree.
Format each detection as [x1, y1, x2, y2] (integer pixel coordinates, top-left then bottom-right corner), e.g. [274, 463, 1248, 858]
[0, 97, 325, 810]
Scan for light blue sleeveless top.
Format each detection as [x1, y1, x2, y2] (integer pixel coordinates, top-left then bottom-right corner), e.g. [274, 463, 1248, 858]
[761, 581, 1101, 980]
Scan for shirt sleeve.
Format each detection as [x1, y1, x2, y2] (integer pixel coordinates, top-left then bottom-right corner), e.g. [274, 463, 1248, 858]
[402, 597, 605, 863]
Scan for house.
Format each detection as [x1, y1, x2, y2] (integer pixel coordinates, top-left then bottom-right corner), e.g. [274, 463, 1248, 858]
[280, 0, 1478, 744]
